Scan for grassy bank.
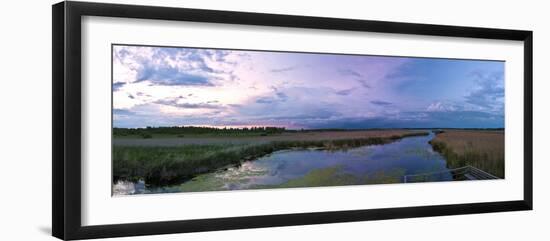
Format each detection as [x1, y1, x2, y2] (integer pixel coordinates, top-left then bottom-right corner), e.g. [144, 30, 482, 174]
[113, 131, 428, 185]
[429, 130, 504, 178]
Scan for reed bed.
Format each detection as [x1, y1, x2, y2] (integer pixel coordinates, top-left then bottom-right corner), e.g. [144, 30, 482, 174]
[429, 130, 504, 178]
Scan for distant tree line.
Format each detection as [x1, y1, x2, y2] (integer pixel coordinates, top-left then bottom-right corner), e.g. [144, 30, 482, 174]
[113, 126, 286, 138]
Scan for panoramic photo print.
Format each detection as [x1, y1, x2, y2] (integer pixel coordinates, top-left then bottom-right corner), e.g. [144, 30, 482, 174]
[112, 45, 505, 195]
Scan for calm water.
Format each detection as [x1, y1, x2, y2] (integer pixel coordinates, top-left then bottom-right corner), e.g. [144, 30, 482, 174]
[113, 132, 453, 195]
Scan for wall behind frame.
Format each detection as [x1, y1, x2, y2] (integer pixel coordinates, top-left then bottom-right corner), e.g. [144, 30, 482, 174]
[0, 0, 547, 240]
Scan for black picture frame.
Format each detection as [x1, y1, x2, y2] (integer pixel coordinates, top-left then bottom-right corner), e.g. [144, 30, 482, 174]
[52, 1, 533, 240]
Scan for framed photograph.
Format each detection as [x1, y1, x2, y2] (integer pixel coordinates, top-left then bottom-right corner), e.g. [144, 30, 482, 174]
[52, 1, 533, 240]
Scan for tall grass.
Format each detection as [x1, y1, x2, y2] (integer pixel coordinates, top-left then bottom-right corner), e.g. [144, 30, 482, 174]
[429, 130, 504, 178]
[113, 132, 428, 185]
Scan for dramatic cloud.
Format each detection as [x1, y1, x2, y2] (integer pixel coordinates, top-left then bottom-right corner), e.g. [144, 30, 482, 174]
[112, 45, 504, 129]
[113, 46, 237, 87]
[464, 70, 504, 111]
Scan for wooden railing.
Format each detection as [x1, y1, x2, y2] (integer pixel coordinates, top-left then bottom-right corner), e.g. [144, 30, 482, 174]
[403, 165, 499, 183]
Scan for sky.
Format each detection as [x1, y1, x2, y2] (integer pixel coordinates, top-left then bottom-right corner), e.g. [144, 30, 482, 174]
[112, 45, 505, 129]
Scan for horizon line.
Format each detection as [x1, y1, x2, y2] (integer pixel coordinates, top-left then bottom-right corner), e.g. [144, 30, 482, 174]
[112, 125, 505, 130]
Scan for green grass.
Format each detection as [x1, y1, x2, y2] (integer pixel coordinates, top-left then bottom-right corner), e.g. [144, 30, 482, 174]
[248, 166, 405, 190]
[362, 168, 406, 184]
[250, 166, 357, 189]
[113, 132, 428, 186]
